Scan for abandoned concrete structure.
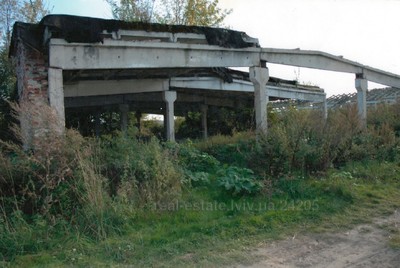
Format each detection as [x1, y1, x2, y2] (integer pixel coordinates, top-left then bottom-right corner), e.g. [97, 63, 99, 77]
[10, 15, 400, 145]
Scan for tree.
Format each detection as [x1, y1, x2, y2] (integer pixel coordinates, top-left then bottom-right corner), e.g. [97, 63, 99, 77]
[107, 0, 156, 23]
[180, 0, 229, 26]
[106, 0, 231, 26]
[20, 0, 50, 23]
[0, 46, 17, 141]
[0, 0, 21, 48]
[0, 0, 49, 47]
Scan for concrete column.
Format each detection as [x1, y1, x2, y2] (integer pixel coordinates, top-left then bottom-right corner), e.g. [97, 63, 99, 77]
[135, 110, 142, 133]
[162, 91, 177, 141]
[355, 76, 368, 127]
[200, 104, 208, 139]
[48, 67, 65, 132]
[323, 95, 328, 120]
[119, 104, 129, 132]
[94, 110, 101, 137]
[249, 66, 269, 134]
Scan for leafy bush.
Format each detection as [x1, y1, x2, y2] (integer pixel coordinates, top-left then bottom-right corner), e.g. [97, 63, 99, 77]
[216, 166, 262, 196]
[172, 140, 220, 173]
[199, 133, 256, 168]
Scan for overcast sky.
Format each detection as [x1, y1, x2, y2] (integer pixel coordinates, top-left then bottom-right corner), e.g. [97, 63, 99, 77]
[48, 0, 400, 96]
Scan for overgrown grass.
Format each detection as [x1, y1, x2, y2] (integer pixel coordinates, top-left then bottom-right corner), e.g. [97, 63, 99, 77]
[2, 163, 400, 267]
[1, 103, 400, 266]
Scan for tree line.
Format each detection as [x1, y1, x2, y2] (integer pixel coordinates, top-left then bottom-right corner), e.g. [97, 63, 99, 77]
[106, 0, 230, 26]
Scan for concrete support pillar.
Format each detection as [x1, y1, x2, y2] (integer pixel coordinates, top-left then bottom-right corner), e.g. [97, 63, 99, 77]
[323, 95, 328, 120]
[200, 104, 208, 139]
[355, 76, 368, 127]
[135, 111, 142, 133]
[94, 110, 101, 137]
[48, 67, 65, 132]
[162, 91, 177, 141]
[119, 104, 129, 132]
[250, 66, 269, 134]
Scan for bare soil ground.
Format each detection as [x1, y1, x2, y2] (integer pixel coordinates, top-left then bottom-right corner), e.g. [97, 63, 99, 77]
[236, 210, 400, 268]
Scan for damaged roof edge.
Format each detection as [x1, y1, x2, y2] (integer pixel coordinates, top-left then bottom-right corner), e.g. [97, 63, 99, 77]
[10, 14, 260, 56]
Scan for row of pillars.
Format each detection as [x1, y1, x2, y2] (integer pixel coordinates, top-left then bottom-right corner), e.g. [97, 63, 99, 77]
[116, 91, 208, 142]
[48, 65, 369, 143]
[47, 65, 272, 142]
[249, 65, 370, 133]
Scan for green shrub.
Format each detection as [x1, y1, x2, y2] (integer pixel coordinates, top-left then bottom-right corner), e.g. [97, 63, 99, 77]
[367, 102, 400, 136]
[193, 105, 399, 179]
[173, 140, 220, 173]
[202, 137, 256, 168]
[216, 166, 262, 196]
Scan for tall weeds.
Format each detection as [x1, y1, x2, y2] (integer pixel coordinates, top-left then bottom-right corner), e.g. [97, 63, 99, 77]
[99, 128, 182, 207]
[260, 104, 400, 174]
[0, 102, 183, 260]
[201, 104, 399, 177]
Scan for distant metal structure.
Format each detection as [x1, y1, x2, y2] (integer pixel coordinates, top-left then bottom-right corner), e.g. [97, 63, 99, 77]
[327, 87, 400, 109]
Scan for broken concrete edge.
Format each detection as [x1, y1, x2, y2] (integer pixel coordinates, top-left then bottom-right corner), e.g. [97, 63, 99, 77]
[10, 14, 260, 58]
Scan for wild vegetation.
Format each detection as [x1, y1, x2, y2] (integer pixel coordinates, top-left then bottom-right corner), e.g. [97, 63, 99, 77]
[0, 101, 399, 266]
[0, 1, 399, 266]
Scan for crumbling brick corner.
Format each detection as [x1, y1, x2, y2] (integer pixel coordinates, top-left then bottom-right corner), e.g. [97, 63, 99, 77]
[14, 41, 55, 149]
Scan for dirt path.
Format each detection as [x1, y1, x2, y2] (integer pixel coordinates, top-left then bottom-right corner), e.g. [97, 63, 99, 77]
[236, 210, 400, 268]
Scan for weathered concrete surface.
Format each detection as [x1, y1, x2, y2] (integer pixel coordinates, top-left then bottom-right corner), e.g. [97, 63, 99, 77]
[355, 77, 368, 127]
[250, 67, 269, 134]
[163, 91, 177, 141]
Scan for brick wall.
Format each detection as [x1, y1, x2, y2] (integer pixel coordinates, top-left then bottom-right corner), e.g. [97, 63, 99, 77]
[15, 42, 51, 149]
[16, 42, 49, 104]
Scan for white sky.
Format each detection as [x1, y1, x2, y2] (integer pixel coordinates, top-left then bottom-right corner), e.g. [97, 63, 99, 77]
[48, 0, 400, 96]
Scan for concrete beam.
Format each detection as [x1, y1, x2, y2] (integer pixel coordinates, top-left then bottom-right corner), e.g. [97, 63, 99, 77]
[170, 77, 326, 102]
[102, 29, 208, 44]
[162, 91, 177, 141]
[49, 38, 400, 88]
[64, 76, 325, 105]
[260, 48, 400, 88]
[64, 79, 169, 97]
[49, 39, 260, 70]
[65, 95, 124, 108]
